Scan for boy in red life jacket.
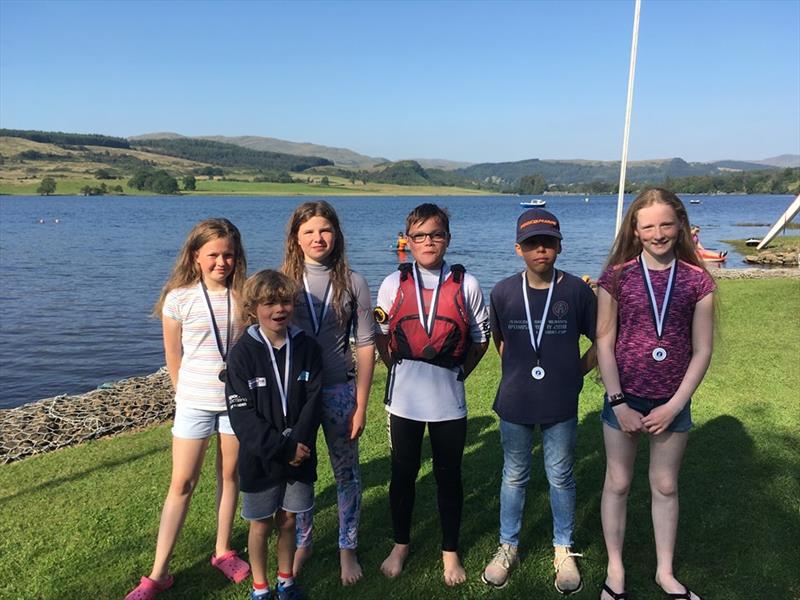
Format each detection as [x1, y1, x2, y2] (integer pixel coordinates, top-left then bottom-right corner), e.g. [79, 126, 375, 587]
[374, 203, 491, 587]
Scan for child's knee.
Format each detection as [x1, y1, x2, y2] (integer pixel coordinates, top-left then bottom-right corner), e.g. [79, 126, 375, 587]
[277, 510, 297, 532]
[250, 517, 273, 536]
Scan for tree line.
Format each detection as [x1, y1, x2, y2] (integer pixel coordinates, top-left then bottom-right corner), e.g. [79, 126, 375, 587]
[130, 138, 333, 172]
[1, 128, 130, 149]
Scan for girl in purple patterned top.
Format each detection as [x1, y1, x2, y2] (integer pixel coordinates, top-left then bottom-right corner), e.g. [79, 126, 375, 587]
[596, 189, 715, 600]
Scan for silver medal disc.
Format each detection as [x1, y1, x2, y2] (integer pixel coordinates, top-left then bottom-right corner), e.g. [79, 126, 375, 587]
[652, 347, 667, 362]
[531, 366, 546, 380]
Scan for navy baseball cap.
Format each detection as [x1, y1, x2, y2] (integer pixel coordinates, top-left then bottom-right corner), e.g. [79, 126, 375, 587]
[516, 208, 562, 243]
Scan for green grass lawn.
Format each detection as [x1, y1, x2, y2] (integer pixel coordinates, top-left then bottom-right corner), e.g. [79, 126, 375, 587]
[1, 278, 798, 599]
[723, 235, 800, 256]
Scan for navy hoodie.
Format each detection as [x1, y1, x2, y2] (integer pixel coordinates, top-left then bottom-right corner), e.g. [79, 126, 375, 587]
[225, 324, 322, 493]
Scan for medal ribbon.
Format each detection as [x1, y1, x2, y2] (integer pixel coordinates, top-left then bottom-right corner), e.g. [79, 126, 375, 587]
[521, 269, 556, 361]
[302, 273, 332, 336]
[259, 328, 292, 418]
[638, 255, 677, 340]
[412, 262, 445, 337]
[198, 281, 232, 363]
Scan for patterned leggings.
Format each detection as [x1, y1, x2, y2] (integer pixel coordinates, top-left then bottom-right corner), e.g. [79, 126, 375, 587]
[295, 381, 361, 550]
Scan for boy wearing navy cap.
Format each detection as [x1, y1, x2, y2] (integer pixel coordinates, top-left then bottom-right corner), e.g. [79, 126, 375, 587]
[482, 208, 597, 594]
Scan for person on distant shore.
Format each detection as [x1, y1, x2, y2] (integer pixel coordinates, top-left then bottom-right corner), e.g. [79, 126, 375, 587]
[126, 218, 250, 600]
[281, 201, 376, 586]
[374, 203, 490, 586]
[225, 269, 323, 600]
[482, 208, 597, 593]
[596, 189, 714, 600]
[690, 225, 727, 260]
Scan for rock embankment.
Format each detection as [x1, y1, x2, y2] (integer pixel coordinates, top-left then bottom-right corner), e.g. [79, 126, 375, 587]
[743, 250, 800, 267]
[711, 267, 800, 279]
[0, 369, 174, 464]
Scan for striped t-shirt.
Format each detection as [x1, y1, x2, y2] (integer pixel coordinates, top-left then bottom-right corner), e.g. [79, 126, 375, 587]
[163, 284, 243, 411]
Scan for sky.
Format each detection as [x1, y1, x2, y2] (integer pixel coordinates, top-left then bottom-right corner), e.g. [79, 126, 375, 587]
[1, 0, 798, 164]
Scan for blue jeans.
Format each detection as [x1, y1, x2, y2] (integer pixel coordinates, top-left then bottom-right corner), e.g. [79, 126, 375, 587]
[499, 417, 577, 548]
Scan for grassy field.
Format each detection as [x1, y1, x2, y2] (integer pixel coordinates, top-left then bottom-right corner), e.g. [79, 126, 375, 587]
[1, 278, 798, 599]
[722, 235, 800, 256]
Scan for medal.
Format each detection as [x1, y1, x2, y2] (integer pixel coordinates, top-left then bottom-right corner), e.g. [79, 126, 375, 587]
[639, 255, 677, 363]
[199, 280, 232, 377]
[531, 365, 546, 380]
[521, 269, 556, 380]
[412, 262, 446, 361]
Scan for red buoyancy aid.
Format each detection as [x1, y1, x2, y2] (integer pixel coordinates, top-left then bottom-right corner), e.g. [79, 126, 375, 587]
[387, 263, 470, 368]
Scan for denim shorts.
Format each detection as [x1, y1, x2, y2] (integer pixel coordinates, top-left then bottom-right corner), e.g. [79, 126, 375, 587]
[241, 480, 314, 521]
[171, 404, 234, 439]
[601, 393, 693, 433]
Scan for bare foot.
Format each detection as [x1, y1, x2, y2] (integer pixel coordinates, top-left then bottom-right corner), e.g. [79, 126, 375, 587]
[656, 574, 702, 600]
[380, 543, 409, 579]
[293, 546, 312, 577]
[340, 548, 363, 586]
[442, 551, 467, 587]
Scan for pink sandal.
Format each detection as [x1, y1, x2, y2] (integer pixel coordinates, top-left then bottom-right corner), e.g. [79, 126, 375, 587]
[124, 575, 174, 600]
[211, 550, 251, 583]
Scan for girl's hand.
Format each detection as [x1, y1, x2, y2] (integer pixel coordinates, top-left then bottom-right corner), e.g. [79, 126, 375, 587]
[613, 404, 645, 434]
[641, 403, 679, 436]
[290, 442, 311, 466]
[349, 408, 367, 440]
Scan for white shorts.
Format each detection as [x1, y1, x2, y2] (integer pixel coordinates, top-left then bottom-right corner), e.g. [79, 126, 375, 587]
[172, 404, 234, 439]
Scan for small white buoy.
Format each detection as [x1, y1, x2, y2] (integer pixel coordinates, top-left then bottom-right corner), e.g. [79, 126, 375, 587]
[37, 218, 45, 224]
[53, 218, 60, 224]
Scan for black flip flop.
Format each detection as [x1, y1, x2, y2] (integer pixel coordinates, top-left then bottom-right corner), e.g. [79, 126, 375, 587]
[600, 582, 629, 599]
[663, 584, 703, 600]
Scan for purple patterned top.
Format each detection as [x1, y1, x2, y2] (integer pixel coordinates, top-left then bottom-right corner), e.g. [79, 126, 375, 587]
[598, 259, 715, 398]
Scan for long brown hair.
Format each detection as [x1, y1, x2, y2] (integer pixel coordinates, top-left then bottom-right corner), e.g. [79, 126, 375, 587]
[281, 201, 352, 325]
[153, 218, 247, 316]
[604, 188, 708, 278]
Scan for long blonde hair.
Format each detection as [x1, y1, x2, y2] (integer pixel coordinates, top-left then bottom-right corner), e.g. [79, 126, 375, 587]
[281, 201, 352, 325]
[603, 188, 708, 287]
[153, 218, 247, 316]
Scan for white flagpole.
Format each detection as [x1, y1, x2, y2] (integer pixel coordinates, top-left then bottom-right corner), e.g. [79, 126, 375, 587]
[615, 0, 642, 235]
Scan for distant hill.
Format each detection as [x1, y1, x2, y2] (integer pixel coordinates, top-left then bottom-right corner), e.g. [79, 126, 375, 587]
[129, 136, 332, 171]
[132, 133, 385, 169]
[753, 154, 800, 168]
[410, 158, 472, 171]
[456, 157, 779, 187]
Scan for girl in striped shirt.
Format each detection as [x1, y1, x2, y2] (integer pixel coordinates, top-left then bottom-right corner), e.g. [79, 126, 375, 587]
[126, 218, 250, 600]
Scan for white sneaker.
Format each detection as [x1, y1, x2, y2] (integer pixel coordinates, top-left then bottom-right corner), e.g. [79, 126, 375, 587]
[481, 543, 519, 589]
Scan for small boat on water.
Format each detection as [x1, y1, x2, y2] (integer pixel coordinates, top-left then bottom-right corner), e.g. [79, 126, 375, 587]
[520, 199, 546, 208]
[689, 199, 702, 205]
[698, 249, 727, 263]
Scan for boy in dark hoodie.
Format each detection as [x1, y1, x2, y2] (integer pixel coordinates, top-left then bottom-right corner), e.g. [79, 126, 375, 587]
[226, 269, 322, 600]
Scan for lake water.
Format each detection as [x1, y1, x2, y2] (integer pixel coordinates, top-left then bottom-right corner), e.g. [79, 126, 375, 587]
[0, 193, 794, 408]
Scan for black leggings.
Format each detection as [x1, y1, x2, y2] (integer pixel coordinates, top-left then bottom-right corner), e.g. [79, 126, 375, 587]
[388, 413, 467, 551]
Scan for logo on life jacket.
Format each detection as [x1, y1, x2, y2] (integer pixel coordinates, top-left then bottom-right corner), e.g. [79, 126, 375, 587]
[387, 263, 470, 368]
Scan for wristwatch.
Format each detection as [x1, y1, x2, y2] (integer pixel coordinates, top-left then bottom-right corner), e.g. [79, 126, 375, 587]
[608, 392, 626, 407]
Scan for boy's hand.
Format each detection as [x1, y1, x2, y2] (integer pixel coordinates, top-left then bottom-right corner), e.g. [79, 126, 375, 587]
[289, 442, 311, 466]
